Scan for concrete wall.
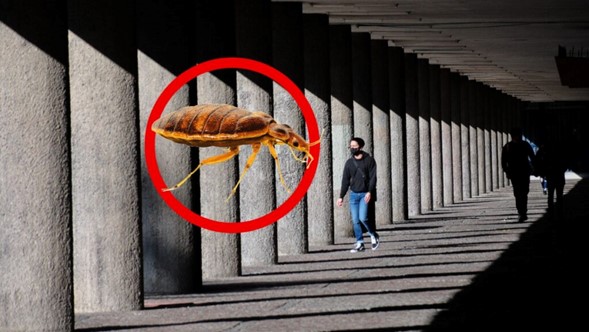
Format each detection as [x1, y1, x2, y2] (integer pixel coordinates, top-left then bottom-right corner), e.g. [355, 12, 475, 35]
[68, 0, 143, 312]
[236, 0, 277, 267]
[196, 0, 240, 280]
[1, 1, 73, 329]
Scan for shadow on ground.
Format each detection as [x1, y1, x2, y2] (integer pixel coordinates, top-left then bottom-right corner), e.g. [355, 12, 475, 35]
[421, 178, 588, 332]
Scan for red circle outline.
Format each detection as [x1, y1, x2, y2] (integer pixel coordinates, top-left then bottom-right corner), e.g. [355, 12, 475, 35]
[145, 57, 320, 233]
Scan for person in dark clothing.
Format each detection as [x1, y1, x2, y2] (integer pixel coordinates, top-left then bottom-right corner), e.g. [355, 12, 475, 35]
[534, 137, 571, 219]
[502, 128, 535, 222]
[336, 137, 380, 252]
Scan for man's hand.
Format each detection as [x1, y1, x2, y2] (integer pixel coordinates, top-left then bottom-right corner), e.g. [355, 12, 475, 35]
[364, 192, 371, 204]
[336, 198, 343, 207]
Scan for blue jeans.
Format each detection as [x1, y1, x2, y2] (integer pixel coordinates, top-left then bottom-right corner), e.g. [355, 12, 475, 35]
[349, 191, 375, 242]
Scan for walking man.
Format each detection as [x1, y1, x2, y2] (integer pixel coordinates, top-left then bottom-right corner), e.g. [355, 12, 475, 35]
[502, 128, 535, 222]
[337, 137, 380, 252]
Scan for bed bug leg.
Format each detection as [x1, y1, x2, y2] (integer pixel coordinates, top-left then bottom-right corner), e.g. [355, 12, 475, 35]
[163, 146, 240, 192]
[227, 143, 262, 201]
[266, 142, 291, 194]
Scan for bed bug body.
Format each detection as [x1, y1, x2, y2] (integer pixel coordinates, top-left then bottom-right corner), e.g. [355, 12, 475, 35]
[152, 104, 316, 198]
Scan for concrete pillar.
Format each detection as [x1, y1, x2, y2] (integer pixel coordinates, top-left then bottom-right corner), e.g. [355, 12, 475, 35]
[476, 83, 486, 195]
[498, 94, 505, 188]
[304, 14, 333, 246]
[371, 40, 392, 226]
[460, 77, 471, 199]
[196, 0, 240, 278]
[235, 0, 276, 267]
[0, 2, 73, 329]
[405, 53, 421, 216]
[490, 89, 500, 190]
[388, 47, 408, 221]
[468, 81, 479, 197]
[484, 87, 493, 193]
[272, 2, 307, 256]
[417, 59, 432, 213]
[502, 95, 510, 186]
[440, 68, 454, 206]
[138, 0, 200, 294]
[429, 64, 443, 209]
[352, 32, 373, 154]
[450, 73, 463, 202]
[68, 0, 142, 312]
[330, 25, 354, 238]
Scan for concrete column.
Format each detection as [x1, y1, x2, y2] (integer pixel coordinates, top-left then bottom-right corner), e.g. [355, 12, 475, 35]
[490, 89, 500, 190]
[502, 95, 510, 186]
[68, 0, 142, 312]
[388, 47, 408, 221]
[460, 77, 471, 199]
[304, 14, 333, 246]
[352, 33, 373, 154]
[440, 68, 454, 206]
[405, 53, 421, 216]
[330, 25, 354, 238]
[484, 87, 493, 193]
[468, 81, 479, 197]
[196, 0, 240, 278]
[417, 59, 432, 213]
[0, 2, 73, 329]
[476, 83, 486, 195]
[371, 40, 392, 226]
[498, 95, 505, 188]
[235, 0, 276, 267]
[272, 2, 307, 256]
[450, 73, 463, 202]
[429, 64, 443, 209]
[138, 0, 200, 294]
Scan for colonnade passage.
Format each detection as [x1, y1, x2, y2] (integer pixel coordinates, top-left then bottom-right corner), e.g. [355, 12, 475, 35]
[1, 0, 587, 330]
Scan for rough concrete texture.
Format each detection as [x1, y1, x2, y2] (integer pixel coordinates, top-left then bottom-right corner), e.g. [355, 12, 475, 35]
[484, 88, 493, 193]
[272, 2, 308, 256]
[370, 40, 392, 227]
[235, 0, 277, 267]
[351, 32, 373, 155]
[68, 0, 142, 312]
[450, 73, 464, 203]
[0, 2, 73, 329]
[476, 83, 486, 195]
[137, 0, 200, 294]
[75, 177, 589, 331]
[405, 53, 421, 217]
[468, 81, 479, 197]
[418, 59, 433, 213]
[388, 47, 408, 222]
[429, 65, 443, 209]
[196, 0, 240, 280]
[490, 90, 500, 190]
[440, 68, 454, 206]
[304, 14, 334, 246]
[460, 77, 471, 200]
[329, 25, 354, 239]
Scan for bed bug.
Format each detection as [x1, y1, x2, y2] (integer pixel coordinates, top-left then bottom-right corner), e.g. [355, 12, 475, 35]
[151, 104, 319, 199]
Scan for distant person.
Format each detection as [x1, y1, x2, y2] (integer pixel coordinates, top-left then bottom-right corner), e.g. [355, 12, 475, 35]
[534, 136, 572, 219]
[336, 137, 380, 252]
[502, 128, 535, 222]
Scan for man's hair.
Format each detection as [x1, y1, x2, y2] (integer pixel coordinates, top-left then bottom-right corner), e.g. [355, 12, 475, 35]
[350, 137, 365, 148]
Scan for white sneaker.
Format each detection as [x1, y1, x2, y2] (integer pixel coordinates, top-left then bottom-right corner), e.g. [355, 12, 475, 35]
[350, 242, 365, 253]
[371, 235, 380, 250]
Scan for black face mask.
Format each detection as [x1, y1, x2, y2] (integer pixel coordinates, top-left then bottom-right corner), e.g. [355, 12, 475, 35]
[350, 148, 361, 156]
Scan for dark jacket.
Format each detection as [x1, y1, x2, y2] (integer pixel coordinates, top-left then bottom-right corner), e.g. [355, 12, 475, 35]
[501, 140, 535, 179]
[339, 151, 377, 199]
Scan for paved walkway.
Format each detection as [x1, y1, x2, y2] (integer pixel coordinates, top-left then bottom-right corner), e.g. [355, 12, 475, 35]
[76, 176, 589, 331]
